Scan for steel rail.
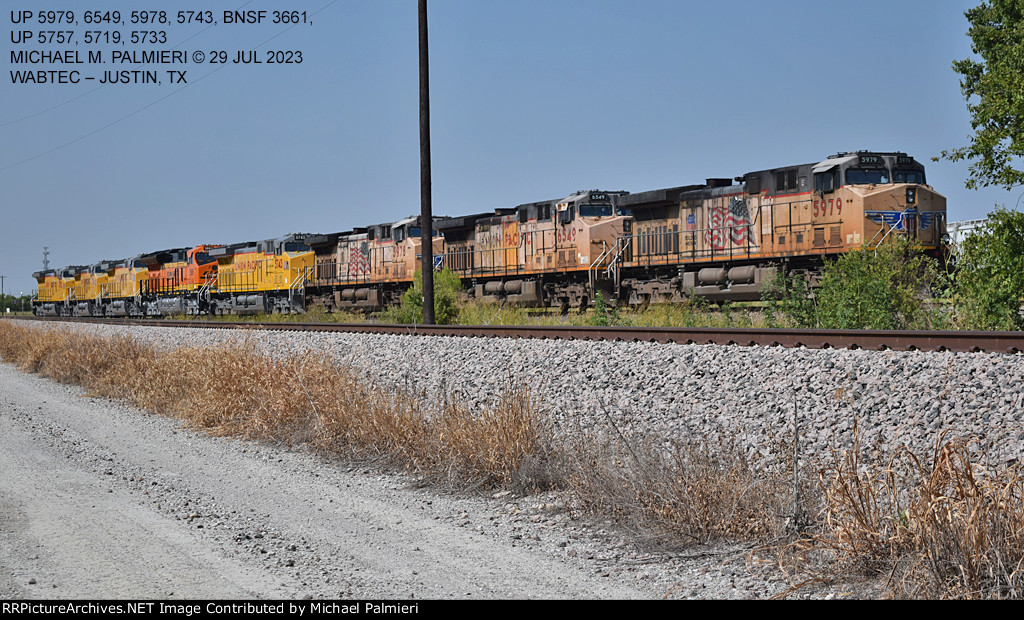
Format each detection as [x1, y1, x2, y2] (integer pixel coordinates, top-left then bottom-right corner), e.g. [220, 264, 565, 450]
[17, 316, 1024, 354]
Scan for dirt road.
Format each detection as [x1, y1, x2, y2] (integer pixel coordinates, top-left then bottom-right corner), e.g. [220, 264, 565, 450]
[2, 362, 746, 600]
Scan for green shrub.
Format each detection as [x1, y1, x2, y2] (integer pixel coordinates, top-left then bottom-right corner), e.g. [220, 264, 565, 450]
[380, 268, 462, 325]
[761, 271, 816, 328]
[587, 291, 620, 326]
[814, 238, 947, 330]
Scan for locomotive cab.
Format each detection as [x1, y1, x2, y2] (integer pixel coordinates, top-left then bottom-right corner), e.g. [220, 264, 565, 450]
[810, 152, 945, 252]
[32, 268, 69, 316]
[389, 215, 447, 280]
[554, 189, 631, 269]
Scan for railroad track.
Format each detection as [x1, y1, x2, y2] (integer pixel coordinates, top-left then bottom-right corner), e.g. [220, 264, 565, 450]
[18, 316, 1024, 354]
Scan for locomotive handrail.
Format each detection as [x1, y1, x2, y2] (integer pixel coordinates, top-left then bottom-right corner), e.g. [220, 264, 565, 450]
[608, 235, 631, 272]
[198, 272, 218, 299]
[587, 241, 612, 293]
[288, 266, 313, 297]
[870, 208, 916, 250]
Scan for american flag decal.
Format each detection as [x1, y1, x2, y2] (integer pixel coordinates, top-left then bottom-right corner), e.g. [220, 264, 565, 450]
[348, 241, 371, 276]
[705, 197, 756, 250]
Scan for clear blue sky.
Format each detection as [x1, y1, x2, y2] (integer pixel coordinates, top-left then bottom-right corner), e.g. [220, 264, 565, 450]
[1, 0, 1019, 296]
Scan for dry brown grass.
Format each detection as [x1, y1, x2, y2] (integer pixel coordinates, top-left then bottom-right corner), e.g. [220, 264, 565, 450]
[781, 430, 1024, 599]
[0, 321, 554, 490]
[564, 427, 797, 547]
[4, 319, 1024, 598]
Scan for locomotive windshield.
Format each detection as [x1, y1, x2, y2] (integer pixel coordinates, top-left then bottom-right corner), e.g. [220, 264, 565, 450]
[845, 168, 890, 185]
[579, 204, 613, 217]
[893, 169, 925, 184]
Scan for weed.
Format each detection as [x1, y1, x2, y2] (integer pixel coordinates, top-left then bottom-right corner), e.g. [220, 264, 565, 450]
[785, 429, 1024, 599]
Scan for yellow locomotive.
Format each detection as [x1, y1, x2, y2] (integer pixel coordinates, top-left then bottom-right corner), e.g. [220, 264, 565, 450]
[211, 234, 315, 314]
[32, 267, 78, 316]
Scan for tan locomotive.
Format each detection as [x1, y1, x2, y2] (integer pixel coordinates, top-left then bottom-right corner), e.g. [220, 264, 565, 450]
[427, 151, 945, 308]
[36, 151, 946, 315]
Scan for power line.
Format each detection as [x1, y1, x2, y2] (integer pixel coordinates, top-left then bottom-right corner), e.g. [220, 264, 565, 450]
[0, 86, 106, 129]
[0, 67, 225, 173]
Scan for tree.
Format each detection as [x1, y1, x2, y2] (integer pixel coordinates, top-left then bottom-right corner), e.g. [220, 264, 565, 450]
[381, 268, 462, 325]
[940, 0, 1024, 190]
[0, 294, 31, 314]
[953, 207, 1024, 330]
[761, 270, 816, 328]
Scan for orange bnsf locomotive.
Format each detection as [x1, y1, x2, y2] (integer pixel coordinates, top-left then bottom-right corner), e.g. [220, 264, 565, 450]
[33, 151, 946, 316]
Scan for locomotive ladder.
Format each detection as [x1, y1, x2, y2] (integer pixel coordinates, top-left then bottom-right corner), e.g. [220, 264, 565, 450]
[288, 267, 313, 311]
[588, 236, 632, 295]
[198, 272, 218, 299]
[868, 208, 916, 250]
[197, 272, 218, 315]
[95, 284, 108, 316]
[588, 241, 613, 293]
[62, 289, 75, 316]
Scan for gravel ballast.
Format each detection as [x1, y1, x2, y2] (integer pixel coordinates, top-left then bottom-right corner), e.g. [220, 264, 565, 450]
[9, 319, 1023, 599]
[52, 321, 1024, 465]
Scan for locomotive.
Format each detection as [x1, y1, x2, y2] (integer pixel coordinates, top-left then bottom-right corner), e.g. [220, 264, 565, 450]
[33, 151, 946, 317]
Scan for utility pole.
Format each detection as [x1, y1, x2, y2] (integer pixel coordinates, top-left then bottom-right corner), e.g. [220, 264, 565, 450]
[418, 0, 435, 324]
[0, 275, 5, 313]
[43, 246, 50, 271]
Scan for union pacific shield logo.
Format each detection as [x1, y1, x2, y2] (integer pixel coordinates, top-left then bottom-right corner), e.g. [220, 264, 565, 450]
[865, 209, 920, 232]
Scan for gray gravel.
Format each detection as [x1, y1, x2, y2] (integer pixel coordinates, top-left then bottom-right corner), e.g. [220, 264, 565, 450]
[52, 321, 1024, 465]
[8, 319, 1023, 599]
[0, 359, 807, 600]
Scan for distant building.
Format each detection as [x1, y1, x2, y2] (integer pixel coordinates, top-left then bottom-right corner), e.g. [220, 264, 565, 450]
[946, 219, 989, 249]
